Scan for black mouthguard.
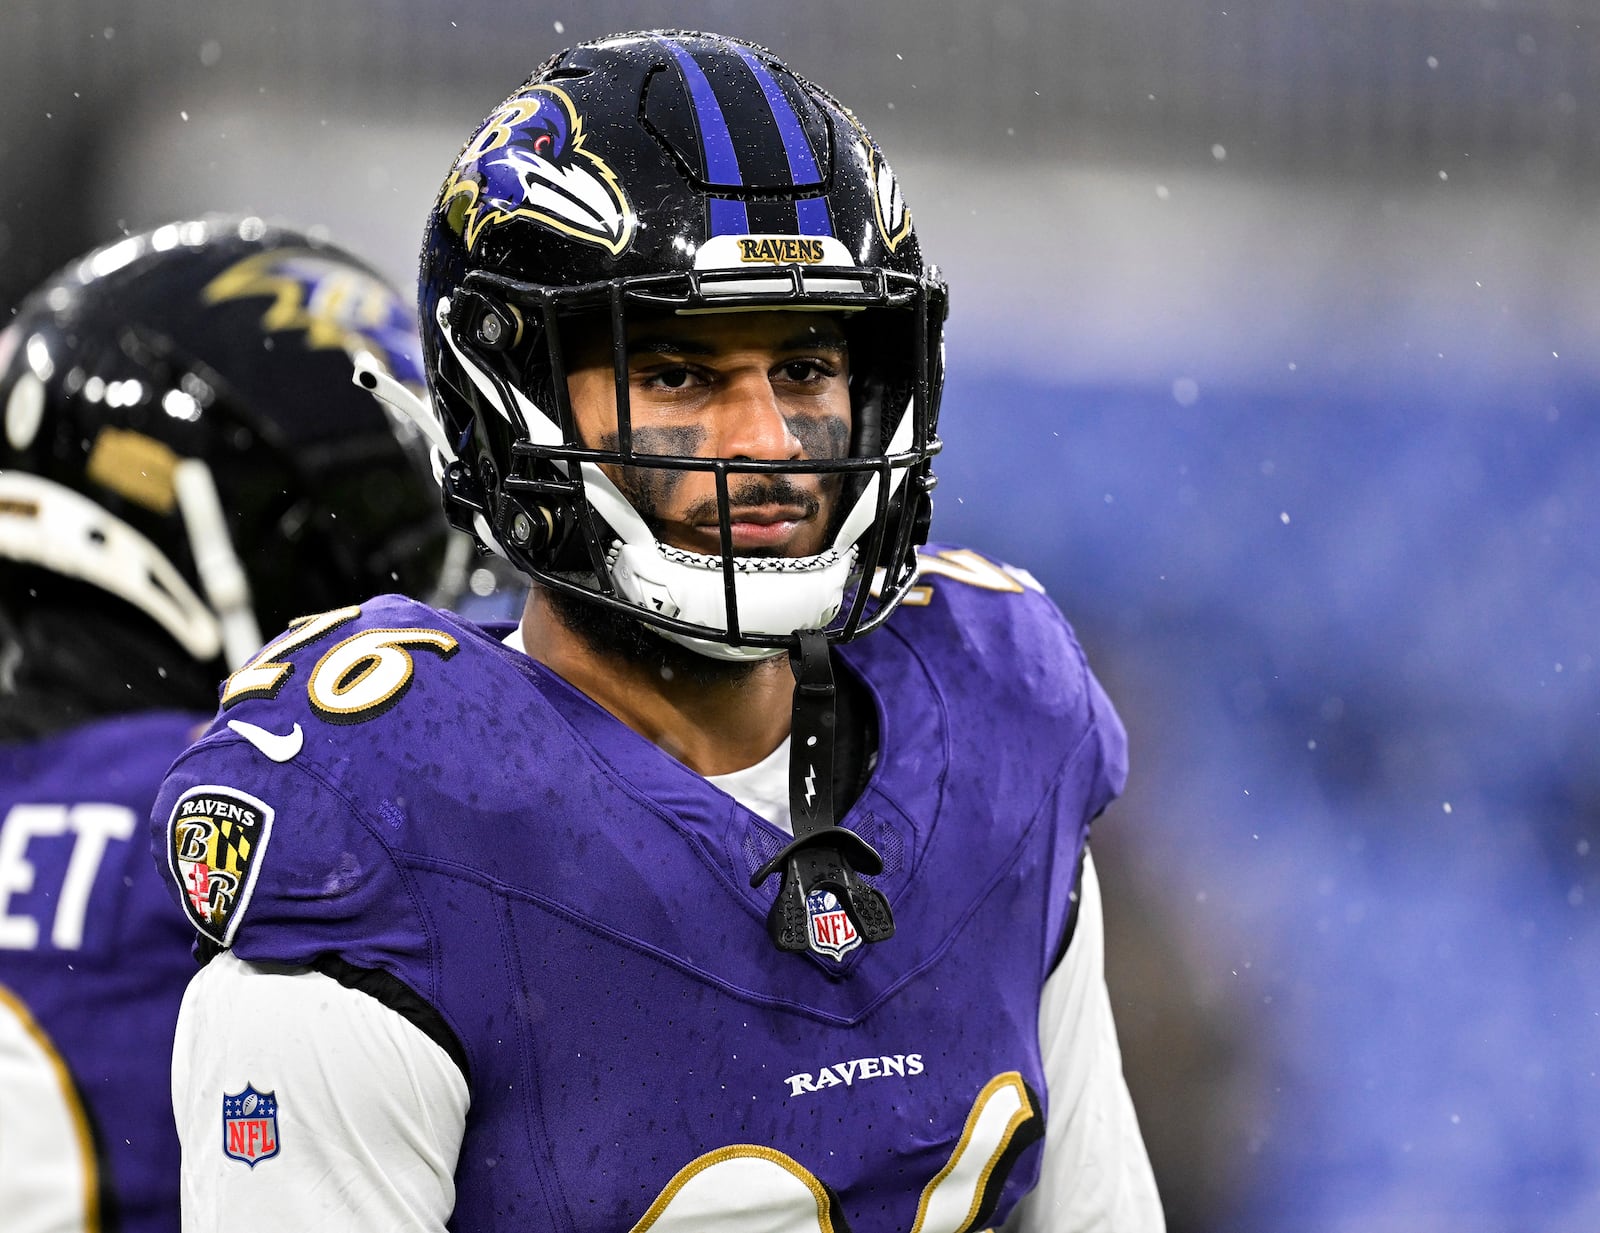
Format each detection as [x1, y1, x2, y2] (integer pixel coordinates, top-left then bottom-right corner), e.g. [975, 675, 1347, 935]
[750, 629, 895, 955]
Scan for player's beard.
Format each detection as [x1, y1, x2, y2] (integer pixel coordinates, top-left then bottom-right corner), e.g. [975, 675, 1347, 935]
[543, 585, 764, 687]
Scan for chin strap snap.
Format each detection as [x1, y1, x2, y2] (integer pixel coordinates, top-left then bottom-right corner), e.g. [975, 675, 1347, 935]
[750, 629, 895, 956]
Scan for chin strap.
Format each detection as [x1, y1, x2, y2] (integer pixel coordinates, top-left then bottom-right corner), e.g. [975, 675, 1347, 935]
[750, 629, 895, 957]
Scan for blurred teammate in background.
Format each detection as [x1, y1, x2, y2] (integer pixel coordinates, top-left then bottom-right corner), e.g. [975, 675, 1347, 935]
[0, 217, 453, 1233]
[156, 31, 1164, 1232]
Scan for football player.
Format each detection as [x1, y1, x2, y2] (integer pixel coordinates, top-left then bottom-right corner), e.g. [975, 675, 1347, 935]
[155, 32, 1165, 1232]
[0, 217, 453, 1233]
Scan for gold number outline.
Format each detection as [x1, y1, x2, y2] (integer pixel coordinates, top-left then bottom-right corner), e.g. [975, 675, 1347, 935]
[305, 627, 461, 725]
[221, 606, 362, 708]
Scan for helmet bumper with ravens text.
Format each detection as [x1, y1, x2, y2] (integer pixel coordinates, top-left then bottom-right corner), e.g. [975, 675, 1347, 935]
[418, 30, 947, 661]
[0, 217, 455, 671]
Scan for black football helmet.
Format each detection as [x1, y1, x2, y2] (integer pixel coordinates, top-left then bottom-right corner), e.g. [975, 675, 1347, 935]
[418, 29, 946, 660]
[0, 217, 454, 674]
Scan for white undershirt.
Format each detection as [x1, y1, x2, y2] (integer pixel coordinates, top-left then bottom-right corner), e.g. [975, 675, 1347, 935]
[173, 629, 1164, 1230]
[706, 734, 794, 830]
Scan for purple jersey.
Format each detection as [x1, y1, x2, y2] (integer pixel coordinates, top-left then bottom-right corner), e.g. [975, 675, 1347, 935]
[1, 711, 202, 1233]
[152, 545, 1126, 1230]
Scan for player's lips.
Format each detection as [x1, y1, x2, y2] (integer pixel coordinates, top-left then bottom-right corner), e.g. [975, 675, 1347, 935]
[691, 505, 812, 551]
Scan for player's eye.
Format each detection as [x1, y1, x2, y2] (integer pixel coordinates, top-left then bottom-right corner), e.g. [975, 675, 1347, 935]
[777, 359, 834, 383]
[642, 365, 696, 390]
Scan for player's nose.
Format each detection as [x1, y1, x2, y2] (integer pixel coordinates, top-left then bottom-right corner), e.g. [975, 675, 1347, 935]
[712, 373, 801, 461]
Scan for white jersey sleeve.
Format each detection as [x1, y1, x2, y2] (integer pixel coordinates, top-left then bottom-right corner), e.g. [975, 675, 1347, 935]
[1005, 850, 1167, 1233]
[172, 953, 467, 1233]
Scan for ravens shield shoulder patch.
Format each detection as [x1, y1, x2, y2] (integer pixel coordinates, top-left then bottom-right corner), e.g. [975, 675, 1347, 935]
[166, 785, 274, 947]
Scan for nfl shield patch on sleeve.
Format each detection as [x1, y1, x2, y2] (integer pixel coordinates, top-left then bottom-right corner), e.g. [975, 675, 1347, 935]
[222, 1084, 280, 1166]
[165, 785, 274, 947]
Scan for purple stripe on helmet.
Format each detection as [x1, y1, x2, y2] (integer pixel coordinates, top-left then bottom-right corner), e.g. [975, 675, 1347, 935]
[663, 40, 750, 235]
[793, 196, 833, 237]
[709, 198, 749, 234]
[733, 46, 834, 238]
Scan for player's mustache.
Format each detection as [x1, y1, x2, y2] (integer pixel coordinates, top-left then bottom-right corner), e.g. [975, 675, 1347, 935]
[681, 475, 823, 526]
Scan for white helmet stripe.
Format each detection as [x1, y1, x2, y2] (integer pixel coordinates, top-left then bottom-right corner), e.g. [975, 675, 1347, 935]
[351, 351, 457, 462]
[831, 395, 916, 553]
[436, 297, 562, 447]
[579, 460, 657, 546]
[172, 460, 262, 670]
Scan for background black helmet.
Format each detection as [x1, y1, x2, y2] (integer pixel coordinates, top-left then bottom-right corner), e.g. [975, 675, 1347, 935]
[0, 217, 454, 681]
[419, 29, 947, 660]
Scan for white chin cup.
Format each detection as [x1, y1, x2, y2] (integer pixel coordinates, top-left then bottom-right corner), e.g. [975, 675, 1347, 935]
[609, 540, 858, 662]
[0, 471, 227, 662]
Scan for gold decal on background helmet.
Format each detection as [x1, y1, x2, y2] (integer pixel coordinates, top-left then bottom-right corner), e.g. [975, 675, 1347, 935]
[200, 251, 406, 355]
[85, 427, 180, 513]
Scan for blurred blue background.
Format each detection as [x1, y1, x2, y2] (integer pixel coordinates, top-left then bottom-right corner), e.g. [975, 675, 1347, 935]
[937, 363, 1600, 1230]
[5, 2, 1597, 1228]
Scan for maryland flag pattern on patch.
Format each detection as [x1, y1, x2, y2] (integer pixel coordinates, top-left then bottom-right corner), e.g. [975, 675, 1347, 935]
[165, 785, 274, 947]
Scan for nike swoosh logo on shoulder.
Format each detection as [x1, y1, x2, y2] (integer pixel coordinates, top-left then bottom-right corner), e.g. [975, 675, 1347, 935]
[226, 719, 304, 763]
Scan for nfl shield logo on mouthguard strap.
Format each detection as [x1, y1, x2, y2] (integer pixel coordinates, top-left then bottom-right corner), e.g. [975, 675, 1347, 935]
[806, 888, 860, 960]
